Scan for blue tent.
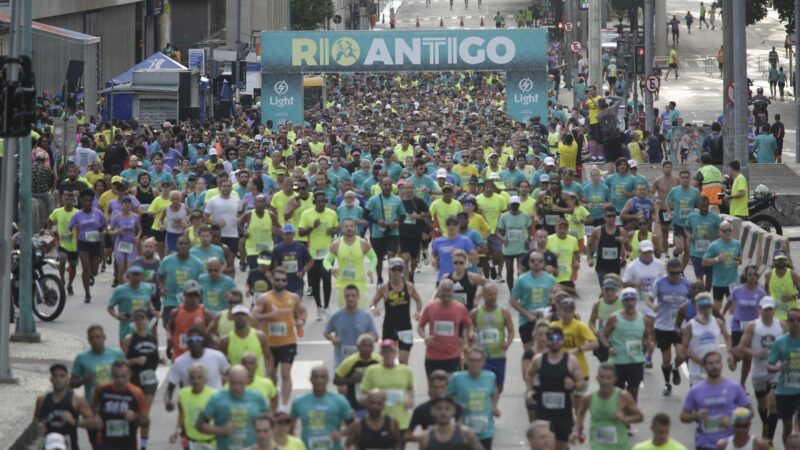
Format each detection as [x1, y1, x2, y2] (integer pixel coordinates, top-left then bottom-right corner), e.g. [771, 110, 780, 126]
[107, 52, 187, 86]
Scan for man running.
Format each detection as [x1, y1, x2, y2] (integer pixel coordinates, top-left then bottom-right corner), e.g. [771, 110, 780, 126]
[158, 235, 205, 358]
[472, 282, 514, 394]
[346, 389, 402, 450]
[623, 240, 665, 368]
[686, 196, 721, 291]
[68, 188, 108, 303]
[496, 195, 532, 290]
[333, 334, 382, 418]
[714, 408, 770, 450]
[587, 206, 629, 286]
[602, 288, 649, 401]
[324, 285, 378, 367]
[167, 281, 214, 361]
[219, 304, 270, 377]
[447, 347, 501, 450]
[632, 413, 687, 450]
[419, 279, 473, 376]
[651, 258, 691, 395]
[652, 161, 679, 255]
[666, 170, 700, 269]
[417, 395, 483, 450]
[35, 363, 93, 450]
[324, 218, 376, 309]
[370, 257, 423, 365]
[299, 191, 339, 319]
[49, 191, 79, 296]
[511, 251, 558, 351]
[365, 177, 406, 285]
[767, 307, 800, 447]
[360, 339, 415, 437]
[701, 220, 742, 312]
[91, 360, 150, 450]
[764, 251, 800, 322]
[290, 366, 354, 450]
[682, 293, 734, 386]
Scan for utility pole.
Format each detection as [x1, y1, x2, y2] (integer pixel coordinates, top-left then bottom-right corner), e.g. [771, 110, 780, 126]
[588, 0, 602, 88]
[732, 0, 748, 178]
[795, 0, 799, 163]
[722, 0, 734, 165]
[563, 0, 574, 90]
[644, 0, 654, 133]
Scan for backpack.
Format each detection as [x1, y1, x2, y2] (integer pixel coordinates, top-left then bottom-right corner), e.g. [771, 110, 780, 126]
[599, 115, 619, 141]
[708, 135, 723, 164]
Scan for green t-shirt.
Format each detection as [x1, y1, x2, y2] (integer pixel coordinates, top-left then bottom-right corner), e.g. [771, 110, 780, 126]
[49, 207, 78, 252]
[291, 391, 353, 450]
[769, 334, 800, 395]
[702, 238, 742, 287]
[361, 364, 414, 429]
[511, 271, 558, 324]
[729, 173, 749, 217]
[203, 388, 268, 450]
[632, 438, 688, 450]
[108, 282, 154, 342]
[447, 370, 497, 440]
[190, 244, 226, 262]
[298, 207, 339, 260]
[365, 194, 406, 238]
[686, 211, 721, 258]
[666, 186, 700, 227]
[198, 273, 237, 312]
[497, 211, 532, 256]
[476, 193, 508, 232]
[605, 173, 637, 212]
[583, 182, 611, 220]
[430, 199, 463, 230]
[71, 347, 125, 401]
[157, 253, 206, 307]
[546, 234, 580, 283]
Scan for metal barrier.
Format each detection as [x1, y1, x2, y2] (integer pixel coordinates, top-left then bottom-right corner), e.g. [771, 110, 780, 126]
[704, 57, 716, 76]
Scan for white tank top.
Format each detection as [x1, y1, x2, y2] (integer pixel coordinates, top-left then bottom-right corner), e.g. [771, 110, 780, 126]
[689, 316, 721, 361]
[165, 204, 189, 234]
[752, 318, 783, 379]
[725, 436, 754, 450]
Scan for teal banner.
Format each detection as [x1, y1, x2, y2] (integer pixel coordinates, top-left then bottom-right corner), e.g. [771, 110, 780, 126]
[261, 29, 546, 73]
[506, 70, 548, 124]
[262, 72, 304, 127]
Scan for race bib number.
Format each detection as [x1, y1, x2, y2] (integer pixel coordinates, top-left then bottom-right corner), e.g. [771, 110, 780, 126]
[105, 419, 130, 437]
[285, 260, 299, 273]
[601, 247, 618, 260]
[397, 330, 414, 344]
[466, 414, 489, 434]
[702, 416, 724, 433]
[434, 320, 455, 337]
[269, 322, 288, 337]
[542, 392, 566, 410]
[188, 442, 213, 450]
[507, 229, 524, 241]
[545, 214, 560, 226]
[452, 293, 468, 305]
[85, 231, 100, 242]
[785, 370, 800, 388]
[60, 232, 74, 242]
[695, 238, 710, 252]
[384, 389, 405, 407]
[625, 340, 643, 356]
[479, 328, 500, 345]
[179, 333, 188, 349]
[315, 248, 328, 259]
[404, 215, 416, 225]
[342, 345, 357, 357]
[614, 216, 622, 226]
[139, 369, 158, 386]
[341, 268, 357, 280]
[308, 435, 333, 450]
[117, 241, 134, 254]
[679, 207, 691, 219]
[595, 426, 618, 444]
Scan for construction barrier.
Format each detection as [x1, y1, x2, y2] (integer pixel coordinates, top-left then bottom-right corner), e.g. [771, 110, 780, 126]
[723, 214, 791, 276]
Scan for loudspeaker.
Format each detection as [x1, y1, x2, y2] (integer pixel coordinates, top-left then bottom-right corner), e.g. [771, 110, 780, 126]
[180, 106, 200, 120]
[178, 71, 192, 108]
[240, 94, 253, 108]
[215, 101, 231, 119]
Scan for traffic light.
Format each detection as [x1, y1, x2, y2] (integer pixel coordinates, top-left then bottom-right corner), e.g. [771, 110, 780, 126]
[634, 45, 645, 75]
[0, 56, 36, 138]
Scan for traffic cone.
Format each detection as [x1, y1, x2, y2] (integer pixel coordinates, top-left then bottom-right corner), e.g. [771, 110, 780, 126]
[460, 16, 464, 27]
[440, 16, 444, 27]
[416, 16, 420, 27]
[480, 16, 485, 27]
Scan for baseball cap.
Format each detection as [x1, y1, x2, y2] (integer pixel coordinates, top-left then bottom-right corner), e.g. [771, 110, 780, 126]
[487, 172, 501, 181]
[602, 275, 621, 289]
[182, 280, 202, 294]
[209, 149, 218, 156]
[442, 183, 455, 191]
[488, 152, 499, 158]
[44, 433, 67, 450]
[509, 195, 521, 205]
[231, 304, 251, 315]
[774, 251, 789, 261]
[380, 339, 398, 350]
[351, 149, 361, 156]
[639, 240, 654, 253]
[282, 224, 295, 234]
[539, 174, 550, 183]
[436, 168, 448, 178]
[35, 150, 47, 160]
[389, 257, 404, 269]
[544, 156, 556, 166]
[695, 293, 713, 307]
[111, 175, 123, 184]
[257, 252, 272, 265]
[126, 265, 144, 275]
[628, 159, 639, 168]
[621, 287, 639, 300]
[760, 296, 776, 309]
[732, 407, 753, 424]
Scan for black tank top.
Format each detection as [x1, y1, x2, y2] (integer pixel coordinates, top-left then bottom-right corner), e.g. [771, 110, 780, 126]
[427, 424, 464, 450]
[596, 225, 622, 274]
[359, 416, 397, 449]
[126, 332, 159, 388]
[444, 272, 476, 310]
[136, 188, 155, 231]
[541, 193, 567, 234]
[384, 281, 412, 329]
[41, 390, 79, 450]
[535, 353, 572, 417]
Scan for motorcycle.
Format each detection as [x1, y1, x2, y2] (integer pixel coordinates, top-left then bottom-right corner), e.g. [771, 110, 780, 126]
[721, 181, 784, 235]
[11, 233, 67, 321]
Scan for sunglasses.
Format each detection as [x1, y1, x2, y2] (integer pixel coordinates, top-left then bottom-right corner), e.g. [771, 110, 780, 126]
[547, 334, 563, 342]
[529, 258, 544, 263]
[390, 267, 404, 272]
[453, 261, 466, 265]
[605, 214, 617, 218]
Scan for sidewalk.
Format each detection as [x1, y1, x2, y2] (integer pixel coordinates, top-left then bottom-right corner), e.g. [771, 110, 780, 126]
[1, 327, 85, 450]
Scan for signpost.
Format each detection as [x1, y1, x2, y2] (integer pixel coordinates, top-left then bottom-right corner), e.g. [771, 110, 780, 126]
[188, 48, 205, 73]
[564, 22, 573, 32]
[570, 41, 582, 53]
[726, 80, 735, 105]
[644, 75, 660, 94]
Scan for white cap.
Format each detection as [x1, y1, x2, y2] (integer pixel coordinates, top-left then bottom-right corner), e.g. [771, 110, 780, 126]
[509, 195, 521, 204]
[760, 296, 776, 309]
[436, 168, 448, 178]
[628, 159, 638, 168]
[487, 172, 501, 180]
[639, 240, 654, 252]
[621, 287, 639, 300]
[44, 433, 67, 450]
[208, 149, 218, 156]
[296, 138, 303, 145]
[231, 304, 251, 315]
[544, 157, 556, 166]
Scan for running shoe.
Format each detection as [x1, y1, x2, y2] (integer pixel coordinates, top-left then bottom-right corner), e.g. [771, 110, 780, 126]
[662, 384, 672, 396]
[316, 308, 324, 321]
[84, 295, 91, 304]
[672, 368, 681, 386]
[645, 355, 653, 369]
[67, 285, 74, 296]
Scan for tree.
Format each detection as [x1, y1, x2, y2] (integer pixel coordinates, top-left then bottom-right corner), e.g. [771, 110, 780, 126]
[744, 1, 769, 26]
[291, 0, 335, 30]
[771, 0, 795, 33]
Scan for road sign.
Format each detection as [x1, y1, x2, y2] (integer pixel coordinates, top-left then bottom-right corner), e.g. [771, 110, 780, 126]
[333, 15, 342, 24]
[564, 22, 573, 32]
[726, 80, 735, 105]
[570, 41, 582, 53]
[645, 75, 660, 94]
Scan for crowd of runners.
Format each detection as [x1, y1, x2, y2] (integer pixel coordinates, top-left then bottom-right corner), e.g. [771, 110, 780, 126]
[20, 21, 800, 450]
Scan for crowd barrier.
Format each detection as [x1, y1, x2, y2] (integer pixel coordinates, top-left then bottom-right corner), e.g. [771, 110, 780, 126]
[724, 214, 791, 275]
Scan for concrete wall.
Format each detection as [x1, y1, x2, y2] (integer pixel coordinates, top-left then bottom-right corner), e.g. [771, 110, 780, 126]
[226, 0, 289, 49]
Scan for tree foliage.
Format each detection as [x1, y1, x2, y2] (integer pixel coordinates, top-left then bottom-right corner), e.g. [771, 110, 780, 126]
[771, 0, 795, 33]
[291, 0, 335, 30]
[745, 1, 769, 26]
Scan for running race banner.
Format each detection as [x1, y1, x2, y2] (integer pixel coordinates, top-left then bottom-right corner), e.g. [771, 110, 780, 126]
[261, 29, 547, 127]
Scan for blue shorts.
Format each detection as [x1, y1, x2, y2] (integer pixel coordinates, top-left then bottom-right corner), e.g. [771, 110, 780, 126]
[691, 256, 712, 278]
[483, 358, 507, 386]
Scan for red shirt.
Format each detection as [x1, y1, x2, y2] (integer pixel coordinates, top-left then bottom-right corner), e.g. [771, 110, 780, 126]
[419, 300, 472, 360]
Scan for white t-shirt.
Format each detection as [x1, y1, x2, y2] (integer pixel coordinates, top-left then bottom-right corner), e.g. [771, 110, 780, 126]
[204, 194, 241, 238]
[622, 257, 666, 317]
[166, 348, 231, 388]
[72, 146, 98, 176]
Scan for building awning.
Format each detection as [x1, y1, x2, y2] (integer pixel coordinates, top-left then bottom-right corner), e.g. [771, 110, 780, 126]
[0, 12, 100, 44]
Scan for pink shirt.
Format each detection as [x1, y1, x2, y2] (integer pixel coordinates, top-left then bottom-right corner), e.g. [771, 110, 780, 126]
[419, 300, 472, 360]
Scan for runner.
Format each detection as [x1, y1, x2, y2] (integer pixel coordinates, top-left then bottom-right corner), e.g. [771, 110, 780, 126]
[107, 265, 155, 344]
[602, 288, 649, 400]
[333, 334, 382, 418]
[35, 363, 93, 450]
[447, 346, 500, 449]
[651, 258, 692, 396]
[346, 389, 402, 450]
[714, 408, 770, 450]
[398, 180, 431, 280]
[702, 220, 743, 312]
[290, 366, 354, 450]
[91, 360, 150, 450]
[587, 206, 630, 286]
[496, 195, 532, 290]
[767, 307, 800, 447]
[666, 170, 700, 269]
[360, 339, 415, 436]
[272, 223, 314, 299]
[441, 249, 486, 311]
[682, 293, 734, 386]
[68, 188, 108, 303]
[299, 190, 339, 319]
[120, 309, 159, 445]
[219, 304, 270, 377]
[623, 240, 664, 368]
[107, 196, 141, 286]
[49, 191, 79, 296]
[324, 218, 376, 308]
[418, 279, 473, 376]
[632, 413, 688, 450]
[233, 352, 278, 413]
[572, 363, 644, 449]
[471, 282, 514, 394]
[164, 327, 231, 412]
[511, 251, 559, 351]
[764, 251, 800, 322]
[324, 285, 378, 366]
[371, 257, 422, 364]
[652, 161, 680, 255]
[526, 326, 584, 450]
[198, 257, 237, 313]
[588, 274, 624, 363]
[364, 177, 406, 285]
[726, 265, 767, 386]
[686, 196, 722, 291]
[240, 194, 278, 269]
[406, 370, 465, 442]
[167, 280, 214, 361]
[431, 216, 478, 282]
[417, 394, 483, 450]
[739, 296, 785, 444]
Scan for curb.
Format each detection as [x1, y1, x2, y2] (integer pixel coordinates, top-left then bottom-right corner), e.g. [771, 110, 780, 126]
[8, 419, 36, 450]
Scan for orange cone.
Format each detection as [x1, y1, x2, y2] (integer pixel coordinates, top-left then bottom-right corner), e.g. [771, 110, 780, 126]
[440, 16, 444, 27]
[460, 16, 464, 27]
[480, 16, 484, 27]
[416, 16, 420, 27]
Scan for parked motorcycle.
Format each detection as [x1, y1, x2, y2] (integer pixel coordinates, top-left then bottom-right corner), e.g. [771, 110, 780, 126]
[721, 181, 784, 235]
[11, 233, 66, 321]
